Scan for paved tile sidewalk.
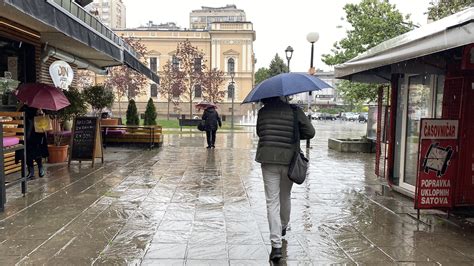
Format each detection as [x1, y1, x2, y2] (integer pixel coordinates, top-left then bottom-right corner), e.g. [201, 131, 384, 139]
[1, 122, 474, 265]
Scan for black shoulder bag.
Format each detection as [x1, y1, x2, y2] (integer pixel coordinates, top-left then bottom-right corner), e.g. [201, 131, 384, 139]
[288, 107, 309, 184]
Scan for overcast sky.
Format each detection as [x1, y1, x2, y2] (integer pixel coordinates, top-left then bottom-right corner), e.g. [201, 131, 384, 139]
[123, 0, 432, 72]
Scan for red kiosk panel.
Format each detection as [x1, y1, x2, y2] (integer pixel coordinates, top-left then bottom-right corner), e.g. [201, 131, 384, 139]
[457, 77, 474, 205]
[415, 119, 458, 210]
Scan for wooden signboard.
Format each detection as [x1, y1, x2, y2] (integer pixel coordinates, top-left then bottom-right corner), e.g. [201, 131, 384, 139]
[68, 117, 103, 167]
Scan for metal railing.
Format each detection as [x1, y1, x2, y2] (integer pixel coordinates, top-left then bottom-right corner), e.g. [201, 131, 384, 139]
[49, 0, 138, 58]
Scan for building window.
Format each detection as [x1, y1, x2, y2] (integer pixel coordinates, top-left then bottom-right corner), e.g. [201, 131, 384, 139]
[172, 83, 181, 98]
[150, 84, 158, 97]
[150, 57, 157, 73]
[227, 83, 235, 99]
[194, 57, 202, 72]
[227, 58, 235, 73]
[194, 84, 202, 98]
[172, 55, 180, 69]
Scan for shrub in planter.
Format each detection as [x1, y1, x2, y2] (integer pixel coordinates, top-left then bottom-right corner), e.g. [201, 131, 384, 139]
[126, 99, 139, 125]
[83, 85, 115, 115]
[47, 87, 88, 163]
[58, 87, 88, 124]
[144, 98, 157, 125]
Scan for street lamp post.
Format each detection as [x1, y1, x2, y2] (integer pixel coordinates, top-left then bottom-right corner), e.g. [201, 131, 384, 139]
[306, 32, 319, 148]
[228, 59, 236, 129]
[285, 46, 294, 73]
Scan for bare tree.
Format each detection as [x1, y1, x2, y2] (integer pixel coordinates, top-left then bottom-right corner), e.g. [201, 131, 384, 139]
[76, 70, 95, 90]
[202, 68, 226, 104]
[174, 40, 206, 118]
[158, 60, 185, 120]
[105, 37, 149, 117]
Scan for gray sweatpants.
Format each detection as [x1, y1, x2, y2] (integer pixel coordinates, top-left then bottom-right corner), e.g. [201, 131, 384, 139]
[261, 163, 294, 248]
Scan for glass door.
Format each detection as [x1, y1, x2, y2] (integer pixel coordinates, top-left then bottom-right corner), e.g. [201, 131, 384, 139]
[400, 75, 433, 191]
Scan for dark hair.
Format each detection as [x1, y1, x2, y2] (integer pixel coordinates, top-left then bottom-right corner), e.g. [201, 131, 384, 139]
[261, 96, 289, 105]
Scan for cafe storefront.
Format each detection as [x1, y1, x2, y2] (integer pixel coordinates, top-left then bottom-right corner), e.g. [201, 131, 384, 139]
[0, 0, 159, 211]
[0, 18, 40, 100]
[335, 7, 474, 208]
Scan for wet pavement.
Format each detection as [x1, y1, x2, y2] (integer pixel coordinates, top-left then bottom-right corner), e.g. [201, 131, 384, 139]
[1, 121, 474, 265]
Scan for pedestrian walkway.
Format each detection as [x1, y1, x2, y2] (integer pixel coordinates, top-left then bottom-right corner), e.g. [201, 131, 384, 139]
[1, 122, 474, 265]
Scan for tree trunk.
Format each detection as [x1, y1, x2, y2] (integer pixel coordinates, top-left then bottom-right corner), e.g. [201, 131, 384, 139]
[189, 98, 193, 119]
[167, 99, 170, 120]
[118, 96, 122, 118]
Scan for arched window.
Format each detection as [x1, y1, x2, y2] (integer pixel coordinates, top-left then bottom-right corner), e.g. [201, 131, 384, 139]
[227, 83, 235, 99]
[150, 84, 158, 97]
[227, 58, 235, 74]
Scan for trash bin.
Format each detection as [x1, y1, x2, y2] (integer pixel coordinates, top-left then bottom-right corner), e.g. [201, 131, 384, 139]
[222, 115, 226, 122]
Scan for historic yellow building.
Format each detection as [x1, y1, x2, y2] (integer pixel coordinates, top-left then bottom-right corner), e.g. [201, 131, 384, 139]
[114, 19, 256, 118]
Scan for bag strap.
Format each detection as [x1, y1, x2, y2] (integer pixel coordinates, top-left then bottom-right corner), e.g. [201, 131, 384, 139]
[291, 106, 300, 145]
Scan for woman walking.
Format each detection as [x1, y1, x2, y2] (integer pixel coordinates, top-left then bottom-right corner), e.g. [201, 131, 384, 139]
[202, 106, 221, 148]
[255, 96, 315, 261]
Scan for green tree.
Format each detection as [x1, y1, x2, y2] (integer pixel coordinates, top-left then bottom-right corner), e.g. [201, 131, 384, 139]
[83, 85, 115, 115]
[268, 54, 288, 77]
[427, 0, 472, 21]
[255, 67, 270, 85]
[58, 87, 87, 122]
[322, 0, 414, 105]
[143, 98, 157, 125]
[126, 99, 140, 125]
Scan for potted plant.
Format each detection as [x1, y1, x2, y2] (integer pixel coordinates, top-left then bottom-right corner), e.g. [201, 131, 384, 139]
[48, 87, 88, 163]
[0, 77, 20, 105]
[83, 85, 115, 117]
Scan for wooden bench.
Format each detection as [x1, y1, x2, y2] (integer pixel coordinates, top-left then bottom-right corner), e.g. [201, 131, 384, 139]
[178, 118, 202, 131]
[0, 111, 27, 212]
[101, 125, 163, 149]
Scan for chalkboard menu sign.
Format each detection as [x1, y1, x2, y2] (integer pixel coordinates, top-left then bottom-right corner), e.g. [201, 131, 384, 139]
[69, 117, 103, 167]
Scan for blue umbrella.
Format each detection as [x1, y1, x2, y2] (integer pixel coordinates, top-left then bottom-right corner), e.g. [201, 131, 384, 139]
[242, 72, 332, 103]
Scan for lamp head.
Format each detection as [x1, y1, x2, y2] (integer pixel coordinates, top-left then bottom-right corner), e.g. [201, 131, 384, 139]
[306, 32, 319, 43]
[285, 46, 294, 60]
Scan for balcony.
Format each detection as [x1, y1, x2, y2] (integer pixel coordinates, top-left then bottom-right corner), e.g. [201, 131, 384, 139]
[50, 0, 138, 58]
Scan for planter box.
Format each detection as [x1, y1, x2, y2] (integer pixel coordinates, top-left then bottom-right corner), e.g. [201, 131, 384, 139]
[100, 118, 119, 126]
[328, 138, 375, 153]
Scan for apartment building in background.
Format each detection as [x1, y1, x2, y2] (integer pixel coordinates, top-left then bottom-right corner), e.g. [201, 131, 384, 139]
[86, 0, 126, 29]
[190, 4, 246, 30]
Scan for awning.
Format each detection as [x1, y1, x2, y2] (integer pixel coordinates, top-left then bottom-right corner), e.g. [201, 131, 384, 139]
[124, 50, 160, 84]
[74, 0, 93, 7]
[2, 0, 122, 67]
[335, 7, 474, 83]
[1, 0, 160, 83]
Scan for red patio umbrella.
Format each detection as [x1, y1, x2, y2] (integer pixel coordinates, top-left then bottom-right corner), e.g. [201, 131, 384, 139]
[15, 83, 70, 111]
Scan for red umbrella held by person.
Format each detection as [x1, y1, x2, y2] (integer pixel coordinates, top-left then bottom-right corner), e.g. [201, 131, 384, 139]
[195, 101, 217, 111]
[15, 83, 70, 111]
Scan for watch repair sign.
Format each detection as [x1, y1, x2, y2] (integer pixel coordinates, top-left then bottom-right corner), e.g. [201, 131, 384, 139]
[415, 119, 459, 209]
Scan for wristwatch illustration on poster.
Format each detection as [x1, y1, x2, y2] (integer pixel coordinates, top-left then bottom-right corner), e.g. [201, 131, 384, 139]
[422, 142, 453, 177]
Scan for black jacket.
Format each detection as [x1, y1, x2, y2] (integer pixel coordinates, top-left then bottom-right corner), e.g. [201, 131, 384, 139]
[16, 105, 49, 163]
[256, 101, 315, 165]
[202, 107, 222, 131]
